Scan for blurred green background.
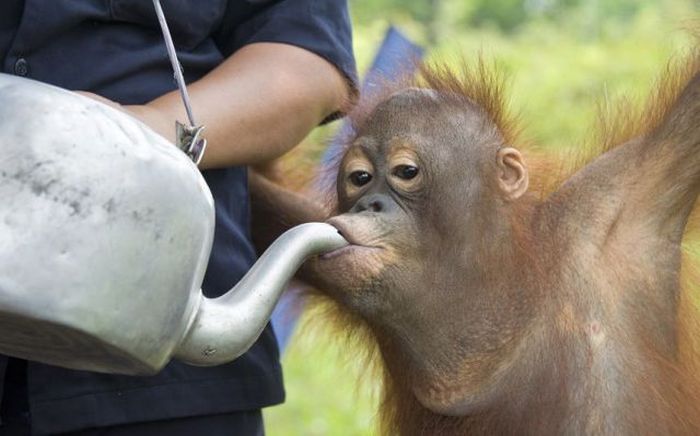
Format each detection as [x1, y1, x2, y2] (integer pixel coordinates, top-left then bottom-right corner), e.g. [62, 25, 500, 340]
[264, 0, 698, 434]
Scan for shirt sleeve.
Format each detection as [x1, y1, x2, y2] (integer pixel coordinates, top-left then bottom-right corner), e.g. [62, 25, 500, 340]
[215, 0, 358, 94]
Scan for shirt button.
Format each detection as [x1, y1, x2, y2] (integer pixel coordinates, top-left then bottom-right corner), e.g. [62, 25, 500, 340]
[14, 58, 29, 77]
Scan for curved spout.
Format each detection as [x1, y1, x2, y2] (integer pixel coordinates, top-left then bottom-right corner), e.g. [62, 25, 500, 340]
[175, 222, 347, 365]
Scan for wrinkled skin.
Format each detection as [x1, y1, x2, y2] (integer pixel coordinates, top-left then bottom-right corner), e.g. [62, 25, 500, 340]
[251, 58, 700, 435]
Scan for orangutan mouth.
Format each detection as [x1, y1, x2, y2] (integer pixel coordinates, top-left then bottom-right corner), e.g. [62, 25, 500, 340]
[320, 243, 382, 260]
[322, 219, 383, 259]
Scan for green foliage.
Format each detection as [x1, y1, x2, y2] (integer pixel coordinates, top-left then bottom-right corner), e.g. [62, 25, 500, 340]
[350, 0, 436, 25]
[350, 0, 699, 36]
[265, 1, 698, 434]
[468, 0, 528, 32]
[264, 316, 379, 435]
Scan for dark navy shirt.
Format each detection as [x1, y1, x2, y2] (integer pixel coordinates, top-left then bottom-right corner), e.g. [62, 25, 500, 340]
[0, 1, 356, 434]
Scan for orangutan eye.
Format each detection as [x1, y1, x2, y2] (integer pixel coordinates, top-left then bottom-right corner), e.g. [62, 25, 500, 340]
[393, 165, 419, 180]
[349, 170, 372, 187]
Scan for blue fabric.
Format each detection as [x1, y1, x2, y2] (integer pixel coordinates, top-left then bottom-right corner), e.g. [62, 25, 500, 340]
[0, 0, 356, 434]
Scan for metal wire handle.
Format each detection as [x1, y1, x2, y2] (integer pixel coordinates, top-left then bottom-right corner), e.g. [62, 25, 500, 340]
[152, 0, 206, 164]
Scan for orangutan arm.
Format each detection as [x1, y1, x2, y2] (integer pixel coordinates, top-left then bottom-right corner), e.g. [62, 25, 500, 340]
[249, 170, 331, 254]
[631, 68, 700, 237]
[543, 60, 699, 248]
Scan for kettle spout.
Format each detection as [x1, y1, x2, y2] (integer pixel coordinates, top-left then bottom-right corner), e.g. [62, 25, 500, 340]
[175, 222, 347, 365]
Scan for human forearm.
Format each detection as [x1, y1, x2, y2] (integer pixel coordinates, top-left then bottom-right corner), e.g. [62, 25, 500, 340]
[129, 42, 350, 169]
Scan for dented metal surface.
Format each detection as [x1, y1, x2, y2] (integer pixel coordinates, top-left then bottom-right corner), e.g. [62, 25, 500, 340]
[0, 74, 347, 374]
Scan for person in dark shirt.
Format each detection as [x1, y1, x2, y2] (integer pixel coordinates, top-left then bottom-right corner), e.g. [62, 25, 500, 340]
[0, 1, 357, 435]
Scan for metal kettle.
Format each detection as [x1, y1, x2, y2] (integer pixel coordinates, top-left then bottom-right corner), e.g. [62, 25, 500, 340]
[0, 74, 346, 375]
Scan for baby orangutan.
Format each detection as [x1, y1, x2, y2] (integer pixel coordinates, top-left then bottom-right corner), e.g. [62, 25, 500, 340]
[251, 45, 700, 435]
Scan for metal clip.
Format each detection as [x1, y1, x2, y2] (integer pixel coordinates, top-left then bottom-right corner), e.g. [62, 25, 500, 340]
[176, 122, 207, 165]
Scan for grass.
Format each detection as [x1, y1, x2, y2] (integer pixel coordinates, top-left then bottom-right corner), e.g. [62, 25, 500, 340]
[265, 3, 698, 434]
[265, 314, 379, 435]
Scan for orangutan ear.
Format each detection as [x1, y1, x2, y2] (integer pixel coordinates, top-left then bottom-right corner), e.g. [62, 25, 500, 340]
[496, 147, 528, 201]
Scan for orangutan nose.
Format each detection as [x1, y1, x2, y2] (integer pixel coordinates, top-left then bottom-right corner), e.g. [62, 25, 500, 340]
[351, 193, 391, 214]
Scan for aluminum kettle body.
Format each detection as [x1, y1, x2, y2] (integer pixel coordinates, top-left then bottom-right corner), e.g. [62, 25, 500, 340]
[0, 74, 346, 375]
